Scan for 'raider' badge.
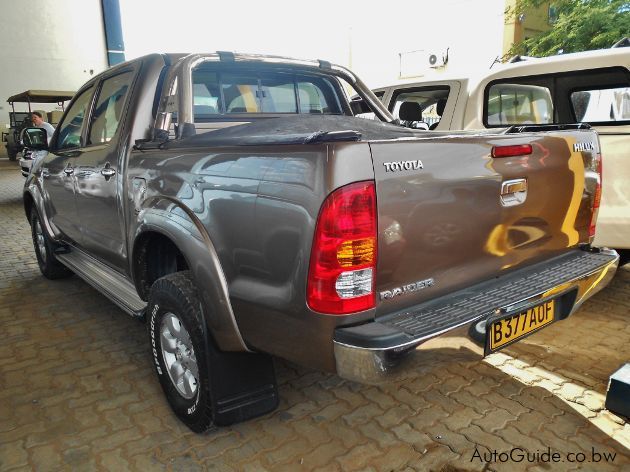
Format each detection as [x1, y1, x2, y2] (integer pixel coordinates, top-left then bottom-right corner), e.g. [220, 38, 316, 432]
[380, 278, 434, 300]
[383, 160, 424, 172]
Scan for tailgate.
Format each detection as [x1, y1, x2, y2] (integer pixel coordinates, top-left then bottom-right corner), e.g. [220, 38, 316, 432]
[370, 129, 600, 316]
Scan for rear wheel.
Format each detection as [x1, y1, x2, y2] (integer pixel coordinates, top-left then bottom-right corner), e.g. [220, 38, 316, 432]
[30, 210, 73, 279]
[148, 271, 214, 432]
[147, 271, 279, 431]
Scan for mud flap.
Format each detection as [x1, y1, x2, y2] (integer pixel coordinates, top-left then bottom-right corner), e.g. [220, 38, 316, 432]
[206, 345, 279, 426]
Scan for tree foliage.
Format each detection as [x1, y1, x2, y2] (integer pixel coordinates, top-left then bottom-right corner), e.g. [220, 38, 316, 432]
[507, 0, 630, 57]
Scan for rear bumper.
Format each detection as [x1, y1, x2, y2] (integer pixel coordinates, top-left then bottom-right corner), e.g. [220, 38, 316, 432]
[333, 248, 619, 384]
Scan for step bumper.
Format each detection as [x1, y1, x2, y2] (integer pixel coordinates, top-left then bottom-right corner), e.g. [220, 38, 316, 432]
[333, 248, 619, 384]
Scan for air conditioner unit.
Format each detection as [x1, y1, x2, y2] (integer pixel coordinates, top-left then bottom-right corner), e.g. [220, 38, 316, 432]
[428, 49, 449, 68]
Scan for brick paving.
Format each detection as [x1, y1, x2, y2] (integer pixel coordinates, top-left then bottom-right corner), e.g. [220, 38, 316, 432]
[0, 160, 628, 471]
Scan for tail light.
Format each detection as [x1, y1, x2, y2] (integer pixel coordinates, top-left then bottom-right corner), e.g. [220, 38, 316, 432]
[589, 152, 602, 242]
[307, 181, 377, 314]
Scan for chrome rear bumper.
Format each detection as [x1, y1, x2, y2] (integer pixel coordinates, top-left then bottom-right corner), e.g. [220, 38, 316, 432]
[333, 248, 619, 384]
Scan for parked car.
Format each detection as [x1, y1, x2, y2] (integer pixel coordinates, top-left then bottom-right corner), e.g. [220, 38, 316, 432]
[4, 90, 73, 162]
[22, 52, 618, 432]
[368, 45, 630, 264]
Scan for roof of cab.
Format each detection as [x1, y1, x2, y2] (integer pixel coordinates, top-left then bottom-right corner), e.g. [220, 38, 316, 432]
[482, 47, 630, 82]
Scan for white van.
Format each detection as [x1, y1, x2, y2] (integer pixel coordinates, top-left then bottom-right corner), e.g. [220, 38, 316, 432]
[372, 46, 630, 263]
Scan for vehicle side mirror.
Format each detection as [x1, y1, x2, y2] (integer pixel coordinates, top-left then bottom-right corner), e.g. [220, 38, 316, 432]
[21, 127, 48, 150]
[350, 99, 371, 115]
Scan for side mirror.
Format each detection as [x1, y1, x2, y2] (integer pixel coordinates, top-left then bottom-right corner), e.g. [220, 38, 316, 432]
[21, 127, 48, 151]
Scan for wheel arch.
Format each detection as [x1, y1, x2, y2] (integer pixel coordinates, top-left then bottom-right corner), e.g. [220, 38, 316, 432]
[132, 200, 247, 353]
[23, 190, 34, 221]
[23, 185, 58, 240]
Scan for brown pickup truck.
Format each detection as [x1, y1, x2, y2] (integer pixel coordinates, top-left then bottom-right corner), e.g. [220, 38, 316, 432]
[21, 52, 618, 432]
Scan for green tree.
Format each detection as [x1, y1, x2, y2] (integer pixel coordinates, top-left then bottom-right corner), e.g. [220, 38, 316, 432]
[507, 0, 630, 57]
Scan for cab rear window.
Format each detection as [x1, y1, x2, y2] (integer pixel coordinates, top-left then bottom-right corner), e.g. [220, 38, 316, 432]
[192, 67, 344, 121]
[483, 66, 630, 127]
[486, 83, 553, 126]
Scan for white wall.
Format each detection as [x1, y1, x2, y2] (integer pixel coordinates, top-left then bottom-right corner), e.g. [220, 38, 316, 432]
[347, 0, 507, 88]
[0, 0, 108, 129]
[120, 0, 506, 89]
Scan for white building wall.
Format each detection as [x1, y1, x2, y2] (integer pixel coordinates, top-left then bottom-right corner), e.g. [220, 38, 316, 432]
[347, 0, 508, 88]
[120, 0, 507, 89]
[0, 0, 108, 130]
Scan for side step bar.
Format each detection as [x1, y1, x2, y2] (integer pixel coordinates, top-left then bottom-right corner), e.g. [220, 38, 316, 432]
[56, 249, 146, 317]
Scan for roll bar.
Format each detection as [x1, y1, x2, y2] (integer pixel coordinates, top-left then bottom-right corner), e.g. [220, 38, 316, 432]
[153, 53, 395, 140]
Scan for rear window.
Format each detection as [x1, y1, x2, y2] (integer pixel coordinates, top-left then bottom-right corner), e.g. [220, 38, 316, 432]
[483, 66, 630, 127]
[192, 67, 344, 121]
[486, 83, 553, 126]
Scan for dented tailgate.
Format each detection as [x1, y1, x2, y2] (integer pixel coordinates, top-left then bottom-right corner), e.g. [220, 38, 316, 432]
[369, 130, 601, 316]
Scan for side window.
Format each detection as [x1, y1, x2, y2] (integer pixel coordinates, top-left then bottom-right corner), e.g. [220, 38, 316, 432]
[55, 87, 93, 150]
[486, 83, 553, 126]
[390, 86, 450, 128]
[88, 71, 133, 145]
[571, 86, 630, 122]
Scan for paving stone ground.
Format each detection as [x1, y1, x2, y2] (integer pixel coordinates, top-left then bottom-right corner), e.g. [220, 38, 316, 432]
[0, 159, 628, 471]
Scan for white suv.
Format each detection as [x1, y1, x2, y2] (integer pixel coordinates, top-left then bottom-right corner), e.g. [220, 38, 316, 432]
[372, 46, 630, 263]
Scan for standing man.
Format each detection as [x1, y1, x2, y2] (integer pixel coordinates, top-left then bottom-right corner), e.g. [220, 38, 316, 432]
[31, 111, 55, 144]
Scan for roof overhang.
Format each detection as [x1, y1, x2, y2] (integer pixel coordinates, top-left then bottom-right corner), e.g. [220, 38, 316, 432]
[7, 90, 75, 103]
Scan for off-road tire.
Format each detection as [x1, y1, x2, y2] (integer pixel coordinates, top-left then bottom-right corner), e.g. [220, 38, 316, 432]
[147, 271, 214, 433]
[30, 209, 73, 279]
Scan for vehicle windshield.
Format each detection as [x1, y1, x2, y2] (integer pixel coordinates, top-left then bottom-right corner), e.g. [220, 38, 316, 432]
[9, 112, 31, 128]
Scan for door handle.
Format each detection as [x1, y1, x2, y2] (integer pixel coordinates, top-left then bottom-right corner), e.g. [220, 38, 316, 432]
[63, 166, 74, 175]
[500, 178, 527, 207]
[101, 165, 116, 178]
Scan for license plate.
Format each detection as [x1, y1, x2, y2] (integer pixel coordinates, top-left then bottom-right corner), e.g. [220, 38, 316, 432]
[487, 299, 555, 353]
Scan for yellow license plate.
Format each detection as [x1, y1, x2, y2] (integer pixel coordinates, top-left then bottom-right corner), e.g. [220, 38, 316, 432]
[488, 300, 555, 352]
